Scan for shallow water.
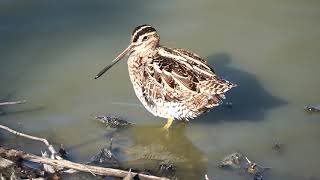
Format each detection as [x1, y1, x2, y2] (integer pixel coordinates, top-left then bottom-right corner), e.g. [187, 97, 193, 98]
[1, 1, 320, 179]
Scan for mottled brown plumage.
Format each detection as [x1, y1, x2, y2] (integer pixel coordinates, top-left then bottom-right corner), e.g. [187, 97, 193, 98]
[95, 25, 236, 122]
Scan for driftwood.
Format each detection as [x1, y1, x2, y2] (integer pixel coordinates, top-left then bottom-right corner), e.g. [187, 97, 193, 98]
[0, 147, 168, 180]
[0, 156, 14, 169]
[0, 100, 26, 106]
[0, 124, 168, 180]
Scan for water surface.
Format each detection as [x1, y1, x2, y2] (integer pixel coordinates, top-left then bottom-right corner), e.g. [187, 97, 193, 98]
[1, 1, 320, 179]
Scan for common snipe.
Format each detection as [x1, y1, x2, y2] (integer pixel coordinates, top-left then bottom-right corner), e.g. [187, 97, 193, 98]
[95, 25, 236, 129]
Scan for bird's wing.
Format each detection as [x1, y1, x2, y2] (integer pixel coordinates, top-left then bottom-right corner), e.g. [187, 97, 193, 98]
[171, 47, 236, 94]
[143, 47, 235, 104]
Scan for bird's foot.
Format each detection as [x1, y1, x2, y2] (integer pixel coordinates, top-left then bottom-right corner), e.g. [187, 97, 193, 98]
[161, 118, 174, 131]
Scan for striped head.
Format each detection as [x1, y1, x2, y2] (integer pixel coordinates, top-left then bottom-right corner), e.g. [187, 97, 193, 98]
[131, 24, 160, 50]
[94, 25, 159, 79]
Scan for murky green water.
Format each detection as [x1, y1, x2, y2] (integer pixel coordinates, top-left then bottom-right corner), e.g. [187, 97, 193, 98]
[1, 1, 320, 179]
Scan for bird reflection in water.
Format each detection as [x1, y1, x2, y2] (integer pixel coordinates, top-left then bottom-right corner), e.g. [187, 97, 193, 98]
[118, 124, 208, 179]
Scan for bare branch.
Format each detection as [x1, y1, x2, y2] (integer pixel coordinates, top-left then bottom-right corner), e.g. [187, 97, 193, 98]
[0, 157, 14, 169]
[0, 147, 169, 180]
[0, 125, 59, 159]
[0, 124, 168, 179]
[0, 100, 26, 106]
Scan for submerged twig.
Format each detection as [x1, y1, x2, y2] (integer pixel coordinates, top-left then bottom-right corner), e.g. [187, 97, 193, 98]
[87, 138, 120, 168]
[304, 104, 320, 113]
[218, 152, 242, 169]
[95, 115, 135, 128]
[0, 100, 26, 106]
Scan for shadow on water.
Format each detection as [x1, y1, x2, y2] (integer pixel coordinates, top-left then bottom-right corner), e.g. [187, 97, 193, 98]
[201, 53, 287, 122]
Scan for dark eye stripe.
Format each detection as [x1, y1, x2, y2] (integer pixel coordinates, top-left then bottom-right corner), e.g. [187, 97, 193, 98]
[132, 26, 156, 43]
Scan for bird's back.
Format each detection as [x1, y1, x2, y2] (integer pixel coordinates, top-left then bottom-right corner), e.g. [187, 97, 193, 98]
[128, 46, 236, 120]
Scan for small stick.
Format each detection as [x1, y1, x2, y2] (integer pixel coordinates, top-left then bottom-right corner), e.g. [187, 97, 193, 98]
[0, 100, 26, 106]
[205, 174, 210, 180]
[0, 125, 59, 159]
[0, 157, 14, 169]
[244, 156, 252, 164]
[245, 156, 272, 170]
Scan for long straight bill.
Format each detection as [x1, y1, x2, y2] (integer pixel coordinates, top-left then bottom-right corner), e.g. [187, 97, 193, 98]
[94, 45, 132, 79]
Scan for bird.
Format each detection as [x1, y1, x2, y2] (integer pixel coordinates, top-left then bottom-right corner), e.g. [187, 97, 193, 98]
[95, 24, 236, 130]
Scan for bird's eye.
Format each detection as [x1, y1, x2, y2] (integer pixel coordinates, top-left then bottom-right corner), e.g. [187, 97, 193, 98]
[142, 36, 148, 41]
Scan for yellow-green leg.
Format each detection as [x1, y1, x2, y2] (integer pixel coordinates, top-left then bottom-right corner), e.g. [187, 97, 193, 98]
[162, 118, 174, 130]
